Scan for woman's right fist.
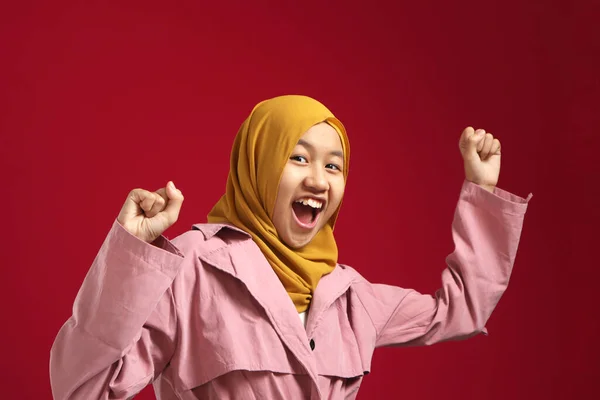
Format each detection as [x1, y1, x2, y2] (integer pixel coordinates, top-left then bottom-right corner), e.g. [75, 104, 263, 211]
[117, 181, 184, 243]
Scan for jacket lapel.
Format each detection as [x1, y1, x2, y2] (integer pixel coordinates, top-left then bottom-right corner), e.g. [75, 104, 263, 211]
[306, 264, 357, 338]
[193, 223, 358, 397]
[196, 232, 321, 388]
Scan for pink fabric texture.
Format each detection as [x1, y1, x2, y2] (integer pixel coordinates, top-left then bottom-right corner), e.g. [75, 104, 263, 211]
[50, 181, 532, 399]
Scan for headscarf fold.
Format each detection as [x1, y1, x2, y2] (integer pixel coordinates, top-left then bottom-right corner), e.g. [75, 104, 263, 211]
[207, 95, 350, 312]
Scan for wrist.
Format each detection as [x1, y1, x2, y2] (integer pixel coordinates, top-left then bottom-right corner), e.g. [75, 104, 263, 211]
[479, 183, 496, 193]
[465, 178, 496, 193]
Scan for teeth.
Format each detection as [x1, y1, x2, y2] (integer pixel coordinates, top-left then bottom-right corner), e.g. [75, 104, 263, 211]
[295, 198, 323, 209]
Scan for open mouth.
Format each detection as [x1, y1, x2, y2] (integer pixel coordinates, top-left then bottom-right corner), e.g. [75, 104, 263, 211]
[291, 197, 324, 229]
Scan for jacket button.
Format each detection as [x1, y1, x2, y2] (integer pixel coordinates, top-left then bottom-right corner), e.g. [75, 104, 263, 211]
[310, 339, 315, 351]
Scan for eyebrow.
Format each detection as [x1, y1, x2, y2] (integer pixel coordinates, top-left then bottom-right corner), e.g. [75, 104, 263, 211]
[297, 139, 344, 160]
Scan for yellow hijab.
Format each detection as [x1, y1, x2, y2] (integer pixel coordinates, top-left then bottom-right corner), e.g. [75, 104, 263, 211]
[207, 95, 350, 312]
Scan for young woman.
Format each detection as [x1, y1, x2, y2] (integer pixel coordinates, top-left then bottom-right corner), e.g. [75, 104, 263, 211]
[50, 95, 532, 399]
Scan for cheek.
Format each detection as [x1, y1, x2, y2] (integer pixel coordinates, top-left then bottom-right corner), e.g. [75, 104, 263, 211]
[272, 172, 295, 221]
[333, 179, 345, 204]
[326, 180, 346, 216]
[272, 193, 289, 224]
[275, 168, 303, 203]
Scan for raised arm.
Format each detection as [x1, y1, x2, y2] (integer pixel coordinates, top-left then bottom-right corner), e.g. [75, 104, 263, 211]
[357, 180, 531, 347]
[355, 128, 531, 347]
[50, 182, 186, 399]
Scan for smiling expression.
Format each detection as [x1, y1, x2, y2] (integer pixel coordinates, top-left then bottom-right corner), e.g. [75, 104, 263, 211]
[271, 122, 346, 249]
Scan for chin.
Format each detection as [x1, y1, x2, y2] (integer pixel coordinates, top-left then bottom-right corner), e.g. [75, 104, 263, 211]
[283, 232, 316, 249]
[286, 239, 311, 249]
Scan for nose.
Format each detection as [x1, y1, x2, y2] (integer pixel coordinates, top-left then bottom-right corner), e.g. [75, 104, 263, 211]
[304, 165, 329, 192]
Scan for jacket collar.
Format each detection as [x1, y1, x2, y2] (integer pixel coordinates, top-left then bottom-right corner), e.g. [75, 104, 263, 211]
[305, 264, 359, 338]
[191, 222, 250, 240]
[194, 228, 319, 385]
[191, 223, 357, 302]
[191, 223, 358, 383]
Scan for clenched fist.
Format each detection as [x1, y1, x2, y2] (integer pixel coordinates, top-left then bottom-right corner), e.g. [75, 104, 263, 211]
[117, 181, 184, 243]
[459, 127, 501, 192]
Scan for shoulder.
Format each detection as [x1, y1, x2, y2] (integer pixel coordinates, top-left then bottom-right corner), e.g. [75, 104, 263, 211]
[170, 222, 251, 253]
[336, 262, 369, 283]
[167, 222, 252, 281]
[340, 263, 409, 302]
[336, 263, 375, 296]
[168, 223, 253, 300]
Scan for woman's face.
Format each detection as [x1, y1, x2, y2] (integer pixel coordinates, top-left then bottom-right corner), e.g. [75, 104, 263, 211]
[272, 122, 346, 249]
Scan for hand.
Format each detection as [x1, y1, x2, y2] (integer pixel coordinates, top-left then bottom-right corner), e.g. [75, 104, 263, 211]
[458, 127, 501, 192]
[117, 181, 184, 243]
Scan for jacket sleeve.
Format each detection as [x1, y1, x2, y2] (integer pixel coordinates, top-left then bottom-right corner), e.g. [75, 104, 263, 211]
[49, 220, 185, 400]
[356, 180, 532, 348]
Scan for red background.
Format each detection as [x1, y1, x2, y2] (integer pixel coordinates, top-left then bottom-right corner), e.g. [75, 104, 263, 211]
[1, 1, 598, 398]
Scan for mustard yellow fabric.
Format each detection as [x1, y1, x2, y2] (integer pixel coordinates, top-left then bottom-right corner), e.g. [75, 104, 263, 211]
[207, 95, 350, 312]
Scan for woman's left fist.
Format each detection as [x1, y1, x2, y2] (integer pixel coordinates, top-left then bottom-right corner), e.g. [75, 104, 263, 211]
[458, 127, 501, 192]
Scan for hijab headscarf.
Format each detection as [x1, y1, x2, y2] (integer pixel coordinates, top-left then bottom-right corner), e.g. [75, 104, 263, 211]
[207, 95, 350, 312]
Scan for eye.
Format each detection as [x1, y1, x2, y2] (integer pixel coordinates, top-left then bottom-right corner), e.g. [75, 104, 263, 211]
[326, 163, 341, 171]
[290, 155, 308, 163]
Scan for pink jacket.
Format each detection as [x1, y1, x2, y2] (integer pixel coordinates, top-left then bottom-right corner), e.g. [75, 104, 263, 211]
[50, 181, 531, 399]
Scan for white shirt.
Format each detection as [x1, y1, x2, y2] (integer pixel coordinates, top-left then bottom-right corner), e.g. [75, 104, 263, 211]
[298, 311, 307, 328]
